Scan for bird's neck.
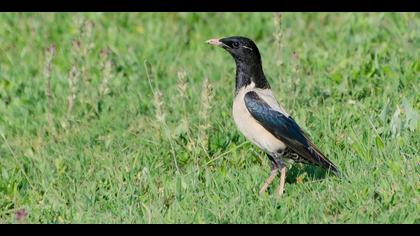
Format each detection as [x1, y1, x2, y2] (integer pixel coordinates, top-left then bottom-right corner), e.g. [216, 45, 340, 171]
[235, 60, 270, 94]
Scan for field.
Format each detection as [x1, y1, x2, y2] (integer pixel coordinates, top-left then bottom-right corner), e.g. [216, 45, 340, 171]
[0, 13, 419, 223]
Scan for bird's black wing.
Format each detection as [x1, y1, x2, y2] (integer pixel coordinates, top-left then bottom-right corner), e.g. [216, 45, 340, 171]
[244, 91, 339, 175]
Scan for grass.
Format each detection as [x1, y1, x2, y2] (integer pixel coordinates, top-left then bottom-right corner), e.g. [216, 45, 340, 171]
[0, 13, 419, 224]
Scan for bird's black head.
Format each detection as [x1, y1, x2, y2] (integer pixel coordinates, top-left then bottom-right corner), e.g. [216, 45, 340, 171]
[207, 36, 270, 92]
[207, 36, 262, 65]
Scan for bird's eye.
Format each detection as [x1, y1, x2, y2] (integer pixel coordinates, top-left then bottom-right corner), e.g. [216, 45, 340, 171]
[232, 42, 240, 48]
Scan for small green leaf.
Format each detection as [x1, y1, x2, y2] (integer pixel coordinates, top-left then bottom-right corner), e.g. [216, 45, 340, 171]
[331, 72, 343, 83]
[375, 136, 384, 150]
[175, 174, 182, 201]
[412, 61, 420, 72]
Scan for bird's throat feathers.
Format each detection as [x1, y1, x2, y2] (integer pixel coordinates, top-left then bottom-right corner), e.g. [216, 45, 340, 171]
[235, 60, 270, 94]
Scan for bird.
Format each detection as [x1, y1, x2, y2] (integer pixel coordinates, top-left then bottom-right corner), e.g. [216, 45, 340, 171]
[206, 36, 340, 198]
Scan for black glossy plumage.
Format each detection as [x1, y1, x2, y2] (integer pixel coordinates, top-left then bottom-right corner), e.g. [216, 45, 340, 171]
[218, 36, 271, 93]
[244, 91, 340, 176]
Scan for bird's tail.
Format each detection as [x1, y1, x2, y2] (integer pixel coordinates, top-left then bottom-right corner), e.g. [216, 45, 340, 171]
[307, 141, 341, 177]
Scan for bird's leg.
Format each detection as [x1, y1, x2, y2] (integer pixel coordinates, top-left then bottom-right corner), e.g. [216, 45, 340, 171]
[259, 167, 279, 194]
[259, 157, 279, 194]
[276, 164, 287, 198]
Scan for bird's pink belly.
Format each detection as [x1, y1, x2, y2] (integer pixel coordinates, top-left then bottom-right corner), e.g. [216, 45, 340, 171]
[232, 100, 286, 153]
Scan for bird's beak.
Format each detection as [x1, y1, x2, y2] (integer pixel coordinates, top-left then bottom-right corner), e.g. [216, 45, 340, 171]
[206, 38, 222, 46]
[206, 38, 227, 48]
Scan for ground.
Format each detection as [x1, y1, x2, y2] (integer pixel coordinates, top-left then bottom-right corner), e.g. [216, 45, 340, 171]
[0, 13, 419, 223]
